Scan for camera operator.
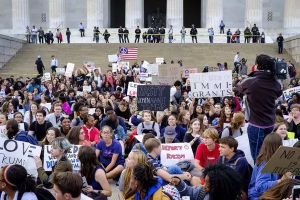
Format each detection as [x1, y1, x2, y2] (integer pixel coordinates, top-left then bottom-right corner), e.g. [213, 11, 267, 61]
[235, 54, 282, 161]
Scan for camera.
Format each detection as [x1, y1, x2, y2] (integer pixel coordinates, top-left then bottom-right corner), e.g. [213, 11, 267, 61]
[292, 185, 300, 200]
[273, 58, 287, 79]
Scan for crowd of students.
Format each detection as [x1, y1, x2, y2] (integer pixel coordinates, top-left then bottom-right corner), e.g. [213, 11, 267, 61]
[0, 53, 299, 200]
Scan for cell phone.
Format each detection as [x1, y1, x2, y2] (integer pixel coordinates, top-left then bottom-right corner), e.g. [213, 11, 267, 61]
[292, 185, 300, 200]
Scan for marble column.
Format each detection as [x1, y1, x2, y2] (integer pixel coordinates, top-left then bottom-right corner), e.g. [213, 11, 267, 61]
[49, 0, 65, 29]
[125, 0, 144, 29]
[12, 0, 30, 29]
[167, 0, 183, 29]
[87, 0, 104, 29]
[245, 0, 262, 27]
[206, 0, 223, 28]
[284, 0, 300, 28]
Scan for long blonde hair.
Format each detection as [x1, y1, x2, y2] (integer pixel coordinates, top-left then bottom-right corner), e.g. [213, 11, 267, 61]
[123, 150, 147, 192]
[186, 118, 201, 135]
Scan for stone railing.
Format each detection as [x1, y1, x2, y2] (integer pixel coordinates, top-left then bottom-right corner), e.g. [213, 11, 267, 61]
[284, 34, 300, 66]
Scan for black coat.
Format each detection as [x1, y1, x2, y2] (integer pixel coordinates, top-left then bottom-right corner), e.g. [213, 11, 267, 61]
[35, 59, 45, 72]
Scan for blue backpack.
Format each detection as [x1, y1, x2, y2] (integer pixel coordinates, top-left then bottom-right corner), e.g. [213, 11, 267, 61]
[15, 131, 38, 145]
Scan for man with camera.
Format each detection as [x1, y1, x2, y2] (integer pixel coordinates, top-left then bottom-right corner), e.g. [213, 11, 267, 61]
[235, 54, 282, 161]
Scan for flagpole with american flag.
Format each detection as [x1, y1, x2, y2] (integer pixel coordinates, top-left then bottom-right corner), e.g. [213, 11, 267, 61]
[119, 47, 138, 60]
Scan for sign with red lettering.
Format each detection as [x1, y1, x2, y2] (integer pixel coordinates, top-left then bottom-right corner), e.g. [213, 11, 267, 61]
[127, 82, 144, 97]
[161, 143, 194, 167]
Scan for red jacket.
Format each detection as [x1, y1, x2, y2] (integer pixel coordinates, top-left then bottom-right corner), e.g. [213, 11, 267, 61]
[81, 125, 100, 144]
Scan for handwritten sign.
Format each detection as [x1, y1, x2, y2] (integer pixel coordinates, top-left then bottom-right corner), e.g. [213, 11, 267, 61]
[283, 86, 300, 100]
[182, 68, 198, 78]
[43, 73, 51, 81]
[44, 145, 81, 171]
[261, 146, 300, 175]
[65, 63, 75, 77]
[158, 65, 181, 82]
[19, 123, 25, 131]
[112, 63, 118, 73]
[142, 61, 149, 69]
[108, 55, 118, 63]
[137, 85, 170, 111]
[127, 82, 144, 97]
[117, 62, 129, 72]
[152, 76, 173, 85]
[156, 58, 164, 64]
[56, 68, 65, 75]
[139, 73, 151, 81]
[76, 91, 83, 97]
[0, 126, 7, 138]
[161, 143, 194, 167]
[88, 108, 96, 115]
[83, 86, 91, 92]
[83, 62, 95, 70]
[190, 71, 232, 98]
[147, 64, 159, 75]
[208, 66, 219, 72]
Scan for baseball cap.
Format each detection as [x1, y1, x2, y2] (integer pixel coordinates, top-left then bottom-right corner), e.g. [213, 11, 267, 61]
[164, 126, 177, 139]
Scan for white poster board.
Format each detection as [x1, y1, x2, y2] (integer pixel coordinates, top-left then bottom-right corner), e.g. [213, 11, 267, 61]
[127, 82, 144, 97]
[139, 73, 151, 81]
[83, 62, 95, 70]
[44, 145, 81, 171]
[235, 133, 254, 167]
[0, 126, 7, 138]
[56, 68, 65, 75]
[65, 63, 75, 77]
[142, 61, 149, 69]
[43, 73, 51, 81]
[161, 143, 194, 167]
[83, 86, 92, 92]
[88, 108, 96, 115]
[112, 63, 118, 73]
[117, 62, 130, 73]
[156, 58, 164, 64]
[147, 64, 159, 75]
[190, 71, 232, 98]
[108, 55, 118, 62]
[19, 123, 25, 131]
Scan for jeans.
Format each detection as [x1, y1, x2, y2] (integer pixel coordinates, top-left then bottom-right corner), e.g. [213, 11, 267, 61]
[248, 125, 274, 161]
[135, 36, 140, 43]
[244, 37, 250, 43]
[67, 35, 70, 43]
[169, 35, 173, 43]
[236, 37, 240, 43]
[220, 27, 224, 34]
[26, 35, 31, 43]
[253, 36, 257, 43]
[32, 35, 37, 44]
[261, 38, 265, 43]
[181, 36, 185, 43]
[209, 36, 213, 43]
[119, 35, 124, 43]
[80, 29, 85, 37]
[162, 165, 184, 186]
[278, 43, 283, 54]
[124, 36, 129, 43]
[160, 35, 165, 43]
[95, 35, 99, 43]
[227, 37, 231, 43]
[192, 36, 197, 43]
[39, 36, 44, 43]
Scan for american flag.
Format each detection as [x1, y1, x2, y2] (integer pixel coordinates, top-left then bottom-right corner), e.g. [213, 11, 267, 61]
[119, 47, 138, 60]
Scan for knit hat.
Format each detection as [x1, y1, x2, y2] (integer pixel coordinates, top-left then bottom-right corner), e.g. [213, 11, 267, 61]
[164, 126, 176, 138]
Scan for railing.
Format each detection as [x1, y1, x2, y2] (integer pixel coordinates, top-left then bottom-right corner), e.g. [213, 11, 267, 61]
[0, 22, 64, 68]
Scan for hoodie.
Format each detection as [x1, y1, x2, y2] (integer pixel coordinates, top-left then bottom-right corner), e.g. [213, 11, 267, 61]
[217, 150, 252, 192]
[235, 71, 282, 127]
[248, 162, 278, 200]
[174, 178, 208, 200]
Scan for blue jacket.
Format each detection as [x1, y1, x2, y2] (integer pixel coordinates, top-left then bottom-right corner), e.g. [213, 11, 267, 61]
[28, 84, 42, 93]
[100, 116, 127, 133]
[132, 142, 147, 155]
[134, 177, 162, 200]
[217, 150, 252, 192]
[248, 162, 278, 200]
[160, 124, 186, 142]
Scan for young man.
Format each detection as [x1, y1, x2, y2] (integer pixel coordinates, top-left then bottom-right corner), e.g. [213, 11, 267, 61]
[194, 128, 220, 172]
[217, 136, 252, 191]
[100, 106, 127, 133]
[46, 103, 63, 128]
[132, 133, 155, 155]
[29, 110, 53, 141]
[288, 104, 300, 140]
[53, 172, 92, 200]
[71, 105, 88, 127]
[172, 80, 182, 107]
[51, 55, 58, 74]
[135, 26, 141, 43]
[160, 126, 180, 144]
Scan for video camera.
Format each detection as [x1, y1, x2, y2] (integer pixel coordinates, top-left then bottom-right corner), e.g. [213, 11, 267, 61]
[273, 58, 287, 80]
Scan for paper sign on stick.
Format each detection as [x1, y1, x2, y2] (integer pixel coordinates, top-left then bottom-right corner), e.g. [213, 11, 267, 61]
[56, 68, 65, 75]
[43, 73, 51, 81]
[108, 55, 118, 62]
[190, 71, 232, 98]
[83, 86, 92, 92]
[156, 58, 164, 64]
[161, 143, 194, 167]
[127, 82, 144, 97]
[65, 63, 75, 77]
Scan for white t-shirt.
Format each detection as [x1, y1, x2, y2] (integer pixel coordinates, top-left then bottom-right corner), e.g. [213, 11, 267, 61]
[24, 112, 36, 125]
[0, 191, 38, 200]
[234, 55, 239, 63]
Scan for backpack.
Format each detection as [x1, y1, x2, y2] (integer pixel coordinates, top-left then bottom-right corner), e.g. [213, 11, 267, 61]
[289, 64, 297, 77]
[75, 117, 81, 126]
[15, 131, 38, 145]
[219, 126, 243, 139]
[141, 122, 157, 136]
[5, 187, 55, 200]
[162, 184, 181, 200]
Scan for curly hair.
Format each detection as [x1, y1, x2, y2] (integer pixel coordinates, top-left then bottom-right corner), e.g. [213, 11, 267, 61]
[255, 54, 276, 76]
[203, 164, 245, 200]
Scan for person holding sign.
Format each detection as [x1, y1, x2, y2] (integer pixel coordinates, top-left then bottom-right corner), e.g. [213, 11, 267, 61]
[35, 137, 73, 189]
[248, 133, 292, 200]
[160, 126, 180, 144]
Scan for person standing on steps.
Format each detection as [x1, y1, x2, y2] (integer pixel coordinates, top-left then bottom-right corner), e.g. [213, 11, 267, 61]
[251, 24, 259, 43]
[227, 29, 232, 43]
[38, 27, 44, 44]
[159, 26, 165, 43]
[66, 28, 71, 43]
[180, 26, 186, 43]
[219, 20, 225, 34]
[51, 55, 58, 74]
[135, 26, 141, 43]
[31, 25, 38, 44]
[78, 23, 85, 37]
[208, 27, 214, 43]
[168, 25, 173, 43]
[103, 29, 110, 43]
[95, 27, 101, 43]
[118, 26, 124, 43]
[277, 33, 284, 54]
[25, 26, 31, 43]
[93, 26, 97, 41]
[190, 24, 198, 43]
[124, 27, 129, 43]
[36, 55, 45, 78]
[235, 28, 241, 43]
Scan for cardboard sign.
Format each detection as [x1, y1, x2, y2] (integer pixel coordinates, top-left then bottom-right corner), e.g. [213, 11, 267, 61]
[137, 85, 170, 111]
[0, 126, 7, 138]
[56, 68, 65, 75]
[117, 62, 130, 72]
[43, 73, 51, 81]
[127, 82, 144, 97]
[158, 64, 181, 82]
[108, 55, 118, 62]
[65, 63, 75, 77]
[83, 86, 92, 92]
[139, 73, 151, 81]
[152, 76, 173, 85]
[283, 86, 300, 100]
[182, 68, 198, 78]
[261, 146, 300, 175]
[83, 62, 95, 70]
[190, 71, 232, 98]
[44, 145, 81, 171]
[88, 108, 96, 115]
[161, 143, 194, 167]
[156, 58, 164, 64]
[147, 64, 159, 75]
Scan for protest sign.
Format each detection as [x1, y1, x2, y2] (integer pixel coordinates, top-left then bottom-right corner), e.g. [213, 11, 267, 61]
[112, 63, 118, 72]
[161, 143, 194, 167]
[43, 73, 51, 81]
[139, 73, 151, 81]
[158, 65, 181, 82]
[0, 126, 7, 138]
[88, 108, 96, 115]
[283, 86, 300, 100]
[142, 61, 149, 69]
[56, 68, 65, 75]
[283, 139, 299, 147]
[83, 62, 95, 70]
[76, 91, 83, 97]
[19, 123, 25, 131]
[208, 66, 219, 72]
[65, 63, 75, 77]
[127, 82, 144, 97]
[261, 146, 300, 175]
[190, 71, 232, 98]
[152, 76, 173, 85]
[137, 85, 170, 111]
[182, 68, 198, 78]
[108, 54, 118, 62]
[147, 64, 159, 75]
[235, 133, 254, 167]
[83, 86, 92, 92]
[117, 62, 129, 72]
[44, 145, 81, 171]
[135, 135, 144, 143]
[156, 58, 164, 64]
[43, 103, 52, 111]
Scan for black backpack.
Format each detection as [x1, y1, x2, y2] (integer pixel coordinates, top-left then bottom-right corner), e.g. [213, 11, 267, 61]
[5, 188, 55, 200]
[141, 122, 158, 136]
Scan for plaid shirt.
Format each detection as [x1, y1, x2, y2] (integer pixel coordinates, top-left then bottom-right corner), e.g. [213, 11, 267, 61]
[147, 154, 163, 170]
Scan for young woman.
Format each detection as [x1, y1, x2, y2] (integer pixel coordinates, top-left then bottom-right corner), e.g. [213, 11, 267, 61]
[13, 112, 29, 131]
[221, 112, 245, 138]
[0, 114, 7, 126]
[178, 110, 190, 132]
[33, 87, 41, 100]
[95, 125, 124, 179]
[93, 106, 105, 128]
[118, 150, 147, 199]
[273, 122, 289, 141]
[100, 81, 114, 93]
[160, 114, 186, 142]
[184, 118, 202, 155]
[219, 106, 233, 130]
[0, 164, 38, 200]
[59, 116, 71, 137]
[88, 97, 97, 108]
[82, 115, 100, 146]
[248, 133, 292, 199]
[24, 102, 39, 125]
[40, 127, 61, 145]
[78, 146, 112, 197]
[115, 101, 131, 122]
[75, 67, 88, 87]
[199, 114, 209, 132]
[67, 126, 91, 146]
[137, 110, 160, 137]
[23, 92, 34, 112]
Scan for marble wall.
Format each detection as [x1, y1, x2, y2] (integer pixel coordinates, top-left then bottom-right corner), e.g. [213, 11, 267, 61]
[223, 0, 246, 28]
[65, 0, 87, 29]
[262, 0, 285, 29]
[0, 0, 12, 29]
[29, 0, 49, 30]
